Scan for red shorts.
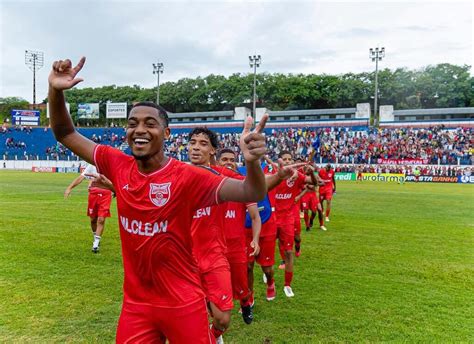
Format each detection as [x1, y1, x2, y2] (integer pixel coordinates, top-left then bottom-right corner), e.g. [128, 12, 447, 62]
[255, 234, 276, 267]
[200, 265, 233, 312]
[277, 222, 294, 252]
[229, 261, 249, 300]
[301, 192, 318, 211]
[116, 298, 214, 344]
[245, 230, 255, 263]
[293, 207, 301, 236]
[87, 191, 112, 218]
[319, 189, 333, 201]
[226, 238, 246, 264]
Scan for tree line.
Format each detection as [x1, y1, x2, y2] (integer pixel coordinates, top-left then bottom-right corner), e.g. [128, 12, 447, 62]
[1, 63, 472, 125]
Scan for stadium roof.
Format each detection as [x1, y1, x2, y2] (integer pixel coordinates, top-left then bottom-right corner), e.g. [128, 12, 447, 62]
[394, 107, 474, 116]
[268, 108, 356, 117]
[169, 110, 234, 118]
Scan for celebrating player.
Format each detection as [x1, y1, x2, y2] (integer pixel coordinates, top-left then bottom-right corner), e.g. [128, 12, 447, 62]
[48, 56, 269, 344]
[217, 148, 261, 323]
[268, 151, 316, 297]
[319, 163, 336, 223]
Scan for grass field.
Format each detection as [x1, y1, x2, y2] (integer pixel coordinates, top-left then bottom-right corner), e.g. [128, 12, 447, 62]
[0, 170, 473, 343]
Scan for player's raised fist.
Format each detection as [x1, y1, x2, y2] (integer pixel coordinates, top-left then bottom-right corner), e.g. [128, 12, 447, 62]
[48, 56, 86, 91]
[240, 114, 269, 162]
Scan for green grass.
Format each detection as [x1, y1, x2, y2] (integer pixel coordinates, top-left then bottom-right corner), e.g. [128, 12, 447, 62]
[0, 171, 473, 343]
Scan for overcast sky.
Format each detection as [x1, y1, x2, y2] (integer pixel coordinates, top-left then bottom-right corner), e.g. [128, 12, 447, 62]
[0, 0, 472, 103]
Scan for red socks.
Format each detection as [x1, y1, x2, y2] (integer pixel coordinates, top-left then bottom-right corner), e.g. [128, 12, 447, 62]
[284, 271, 293, 286]
[267, 277, 275, 287]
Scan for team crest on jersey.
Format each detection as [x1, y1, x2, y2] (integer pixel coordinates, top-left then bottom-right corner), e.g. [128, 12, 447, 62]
[149, 182, 171, 207]
[286, 179, 295, 187]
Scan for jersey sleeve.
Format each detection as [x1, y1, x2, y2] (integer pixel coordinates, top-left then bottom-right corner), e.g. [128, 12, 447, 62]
[93, 144, 127, 182]
[184, 164, 227, 210]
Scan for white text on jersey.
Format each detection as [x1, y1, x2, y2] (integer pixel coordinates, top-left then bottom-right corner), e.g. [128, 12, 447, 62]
[193, 207, 211, 219]
[120, 216, 168, 236]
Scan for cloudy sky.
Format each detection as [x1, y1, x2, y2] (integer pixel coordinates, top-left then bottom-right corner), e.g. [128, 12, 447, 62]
[0, 0, 472, 103]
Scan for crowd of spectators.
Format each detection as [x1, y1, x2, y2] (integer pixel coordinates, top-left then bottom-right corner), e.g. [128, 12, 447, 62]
[334, 164, 471, 177]
[1, 125, 472, 171]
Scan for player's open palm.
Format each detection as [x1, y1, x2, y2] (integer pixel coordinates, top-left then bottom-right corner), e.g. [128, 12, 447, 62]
[48, 57, 86, 91]
[240, 114, 268, 162]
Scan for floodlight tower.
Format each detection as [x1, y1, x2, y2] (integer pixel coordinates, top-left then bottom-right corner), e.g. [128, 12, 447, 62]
[25, 50, 44, 108]
[152, 62, 164, 105]
[369, 47, 385, 126]
[248, 54, 262, 120]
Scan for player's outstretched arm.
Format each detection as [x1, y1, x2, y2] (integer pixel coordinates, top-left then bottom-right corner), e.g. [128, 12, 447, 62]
[266, 159, 308, 191]
[48, 57, 96, 164]
[219, 115, 268, 203]
[64, 174, 85, 198]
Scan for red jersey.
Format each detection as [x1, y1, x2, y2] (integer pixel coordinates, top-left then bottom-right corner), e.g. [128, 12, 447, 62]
[93, 145, 227, 308]
[191, 165, 243, 272]
[318, 168, 335, 192]
[274, 172, 306, 214]
[260, 169, 278, 236]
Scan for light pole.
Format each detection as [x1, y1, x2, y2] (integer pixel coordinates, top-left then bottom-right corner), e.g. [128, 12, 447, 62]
[248, 54, 261, 120]
[152, 62, 164, 105]
[25, 50, 44, 108]
[369, 47, 385, 126]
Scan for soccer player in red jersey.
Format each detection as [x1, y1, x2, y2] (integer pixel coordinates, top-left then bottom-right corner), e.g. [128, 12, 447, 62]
[188, 127, 260, 341]
[48, 57, 269, 344]
[296, 165, 326, 232]
[272, 151, 316, 297]
[319, 164, 336, 223]
[217, 148, 261, 323]
[64, 163, 113, 253]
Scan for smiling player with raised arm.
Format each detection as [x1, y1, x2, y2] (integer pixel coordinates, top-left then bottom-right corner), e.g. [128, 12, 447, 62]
[48, 56, 269, 344]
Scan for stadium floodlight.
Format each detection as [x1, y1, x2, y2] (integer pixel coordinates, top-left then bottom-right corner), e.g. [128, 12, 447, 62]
[249, 54, 262, 121]
[152, 62, 164, 105]
[369, 47, 385, 126]
[25, 50, 44, 108]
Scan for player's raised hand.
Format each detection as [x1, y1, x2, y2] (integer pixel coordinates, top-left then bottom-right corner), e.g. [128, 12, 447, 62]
[240, 114, 269, 162]
[48, 56, 86, 91]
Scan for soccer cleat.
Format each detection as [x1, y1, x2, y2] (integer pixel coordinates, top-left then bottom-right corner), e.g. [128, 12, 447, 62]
[283, 286, 295, 297]
[216, 335, 224, 344]
[325, 217, 330, 222]
[295, 250, 301, 258]
[278, 263, 286, 270]
[320, 225, 327, 231]
[306, 226, 311, 232]
[241, 304, 254, 324]
[266, 283, 276, 301]
[92, 247, 99, 254]
[262, 273, 267, 284]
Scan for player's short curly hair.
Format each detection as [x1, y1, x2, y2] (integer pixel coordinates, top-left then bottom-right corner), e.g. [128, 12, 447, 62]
[279, 150, 292, 158]
[188, 127, 219, 149]
[217, 148, 235, 159]
[129, 102, 169, 128]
